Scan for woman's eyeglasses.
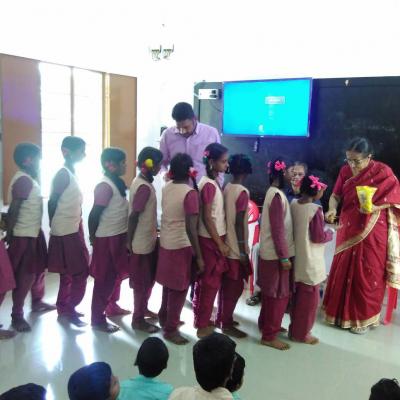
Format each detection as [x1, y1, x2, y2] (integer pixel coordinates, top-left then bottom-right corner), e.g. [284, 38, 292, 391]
[344, 157, 368, 166]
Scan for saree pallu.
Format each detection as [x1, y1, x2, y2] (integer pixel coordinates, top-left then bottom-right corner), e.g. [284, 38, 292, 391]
[323, 161, 400, 329]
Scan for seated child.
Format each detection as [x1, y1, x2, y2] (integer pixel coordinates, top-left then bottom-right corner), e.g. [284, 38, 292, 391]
[118, 337, 173, 400]
[226, 353, 245, 400]
[369, 379, 400, 400]
[68, 362, 120, 400]
[0, 384, 46, 400]
[169, 333, 236, 399]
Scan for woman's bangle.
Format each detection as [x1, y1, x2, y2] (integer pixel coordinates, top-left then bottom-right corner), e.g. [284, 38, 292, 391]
[280, 258, 289, 263]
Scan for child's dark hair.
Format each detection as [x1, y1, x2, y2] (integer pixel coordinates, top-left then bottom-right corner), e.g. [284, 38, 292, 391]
[268, 158, 286, 189]
[134, 337, 169, 378]
[193, 333, 236, 392]
[0, 383, 46, 400]
[203, 143, 228, 179]
[300, 174, 319, 197]
[172, 102, 195, 122]
[61, 136, 86, 152]
[67, 362, 112, 400]
[137, 147, 163, 183]
[228, 154, 252, 176]
[226, 353, 245, 393]
[13, 143, 41, 169]
[370, 378, 400, 400]
[101, 147, 127, 197]
[346, 136, 374, 157]
[170, 153, 199, 191]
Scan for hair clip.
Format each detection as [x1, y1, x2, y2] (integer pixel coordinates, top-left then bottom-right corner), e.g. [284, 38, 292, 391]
[275, 161, 286, 171]
[188, 167, 198, 179]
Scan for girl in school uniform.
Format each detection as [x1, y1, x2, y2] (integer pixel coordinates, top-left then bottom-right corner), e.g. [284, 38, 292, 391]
[0, 237, 16, 339]
[258, 158, 295, 351]
[127, 147, 163, 333]
[216, 154, 253, 339]
[89, 148, 129, 333]
[156, 153, 204, 345]
[6, 143, 54, 332]
[48, 136, 89, 327]
[193, 142, 229, 339]
[289, 175, 334, 344]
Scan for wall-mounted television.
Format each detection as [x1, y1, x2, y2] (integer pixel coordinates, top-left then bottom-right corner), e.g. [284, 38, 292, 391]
[222, 78, 312, 137]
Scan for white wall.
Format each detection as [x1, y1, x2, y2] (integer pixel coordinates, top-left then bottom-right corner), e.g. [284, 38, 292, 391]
[1, 0, 400, 151]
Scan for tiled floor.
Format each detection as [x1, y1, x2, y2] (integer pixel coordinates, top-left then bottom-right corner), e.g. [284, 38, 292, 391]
[0, 275, 399, 400]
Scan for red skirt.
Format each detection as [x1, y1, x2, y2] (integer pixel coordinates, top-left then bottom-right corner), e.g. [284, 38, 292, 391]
[156, 246, 195, 291]
[323, 215, 387, 328]
[0, 240, 15, 294]
[198, 236, 228, 289]
[257, 258, 293, 299]
[8, 230, 47, 274]
[90, 233, 129, 280]
[48, 227, 89, 275]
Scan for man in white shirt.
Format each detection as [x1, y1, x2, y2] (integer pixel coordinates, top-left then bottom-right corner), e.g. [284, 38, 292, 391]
[169, 333, 236, 400]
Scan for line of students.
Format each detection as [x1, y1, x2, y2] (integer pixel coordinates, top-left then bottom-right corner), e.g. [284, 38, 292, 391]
[0, 136, 334, 351]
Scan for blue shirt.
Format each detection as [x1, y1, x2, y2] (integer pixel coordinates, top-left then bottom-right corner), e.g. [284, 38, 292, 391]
[118, 375, 173, 400]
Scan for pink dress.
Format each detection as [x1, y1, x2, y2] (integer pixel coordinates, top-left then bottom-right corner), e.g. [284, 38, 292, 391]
[47, 169, 89, 275]
[90, 182, 129, 280]
[7, 175, 47, 274]
[156, 190, 199, 291]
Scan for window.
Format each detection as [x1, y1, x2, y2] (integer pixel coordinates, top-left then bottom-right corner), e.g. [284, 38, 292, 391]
[39, 63, 103, 198]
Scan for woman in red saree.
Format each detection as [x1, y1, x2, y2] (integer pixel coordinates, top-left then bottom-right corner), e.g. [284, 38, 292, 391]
[324, 137, 400, 334]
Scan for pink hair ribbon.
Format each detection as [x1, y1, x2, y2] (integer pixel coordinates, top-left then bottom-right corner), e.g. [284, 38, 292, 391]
[309, 175, 327, 191]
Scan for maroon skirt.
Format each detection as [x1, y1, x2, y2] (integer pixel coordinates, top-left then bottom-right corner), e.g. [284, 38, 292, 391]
[48, 227, 89, 275]
[156, 246, 195, 291]
[90, 233, 129, 280]
[198, 236, 228, 289]
[8, 230, 47, 275]
[0, 240, 15, 294]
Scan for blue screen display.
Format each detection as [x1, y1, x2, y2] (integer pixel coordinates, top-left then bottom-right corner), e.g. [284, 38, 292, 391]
[222, 78, 312, 137]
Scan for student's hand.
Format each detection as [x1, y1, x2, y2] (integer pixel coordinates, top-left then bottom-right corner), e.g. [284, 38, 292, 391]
[196, 257, 205, 275]
[126, 242, 133, 255]
[4, 232, 12, 246]
[218, 242, 230, 257]
[240, 254, 250, 267]
[280, 259, 292, 270]
[325, 209, 337, 224]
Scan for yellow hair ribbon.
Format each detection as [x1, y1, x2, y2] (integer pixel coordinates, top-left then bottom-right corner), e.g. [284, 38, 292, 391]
[144, 159, 154, 169]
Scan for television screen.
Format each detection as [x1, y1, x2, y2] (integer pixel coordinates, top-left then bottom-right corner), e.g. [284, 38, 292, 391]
[222, 78, 312, 137]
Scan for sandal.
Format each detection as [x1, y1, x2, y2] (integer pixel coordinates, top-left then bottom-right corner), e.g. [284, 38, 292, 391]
[246, 293, 261, 306]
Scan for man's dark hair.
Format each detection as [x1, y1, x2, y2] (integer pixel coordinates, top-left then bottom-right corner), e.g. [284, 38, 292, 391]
[172, 102, 195, 122]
